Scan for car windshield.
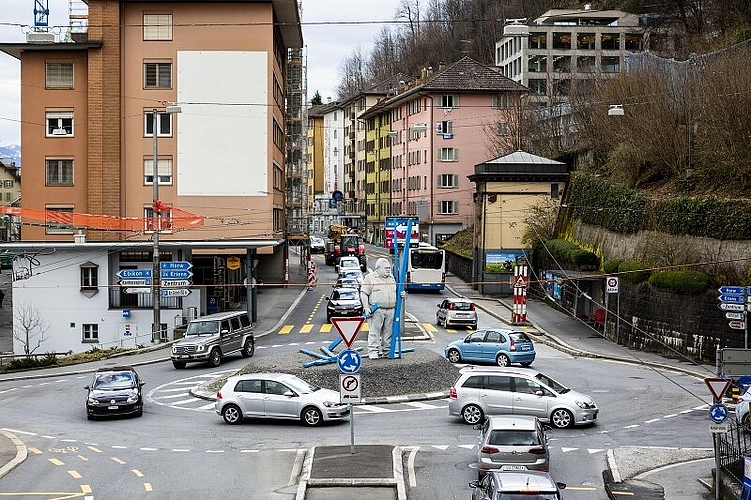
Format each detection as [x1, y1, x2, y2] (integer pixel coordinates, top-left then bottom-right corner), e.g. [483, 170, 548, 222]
[284, 377, 321, 394]
[332, 289, 359, 300]
[93, 372, 135, 390]
[534, 372, 569, 394]
[186, 321, 219, 336]
[340, 260, 359, 268]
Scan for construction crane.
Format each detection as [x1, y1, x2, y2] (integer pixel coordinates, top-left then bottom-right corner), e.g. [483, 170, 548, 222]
[34, 0, 49, 27]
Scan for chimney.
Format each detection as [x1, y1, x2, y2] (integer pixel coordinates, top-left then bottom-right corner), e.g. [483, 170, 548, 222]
[584, 3, 592, 10]
[438, 61, 446, 72]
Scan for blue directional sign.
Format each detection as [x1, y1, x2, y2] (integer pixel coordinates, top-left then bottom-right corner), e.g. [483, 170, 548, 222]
[117, 269, 152, 279]
[160, 261, 192, 271]
[337, 349, 362, 374]
[709, 403, 729, 424]
[160, 269, 193, 280]
[719, 286, 746, 295]
[719, 295, 746, 303]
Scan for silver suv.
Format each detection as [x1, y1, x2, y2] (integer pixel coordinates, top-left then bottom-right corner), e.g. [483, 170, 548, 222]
[171, 311, 254, 368]
[449, 367, 598, 428]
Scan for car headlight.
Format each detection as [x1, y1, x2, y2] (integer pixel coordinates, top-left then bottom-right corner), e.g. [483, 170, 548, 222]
[196, 344, 206, 352]
[87, 397, 100, 405]
[171, 346, 177, 354]
[126, 391, 139, 404]
[323, 401, 340, 408]
[575, 400, 594, 409]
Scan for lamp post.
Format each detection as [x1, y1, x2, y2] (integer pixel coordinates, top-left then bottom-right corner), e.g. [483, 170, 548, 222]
[152, 104, 181, 342]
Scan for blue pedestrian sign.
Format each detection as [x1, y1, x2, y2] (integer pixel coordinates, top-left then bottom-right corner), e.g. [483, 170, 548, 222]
[117, 269, 152, 279]
[160, 261, 192, 271]
[337, 349, 362, 374]
[709, 403, 728, 424]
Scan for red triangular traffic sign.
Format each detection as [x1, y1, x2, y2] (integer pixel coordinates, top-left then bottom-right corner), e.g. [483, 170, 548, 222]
[705, 378, 731, 402]
[330, 317, 365, 348]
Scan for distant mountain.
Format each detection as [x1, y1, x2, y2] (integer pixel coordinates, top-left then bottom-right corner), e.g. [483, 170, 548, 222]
[0, 145, 20, 168]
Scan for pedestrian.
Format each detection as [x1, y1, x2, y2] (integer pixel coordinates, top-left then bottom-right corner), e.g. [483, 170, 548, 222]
[360, 258, 397, 359]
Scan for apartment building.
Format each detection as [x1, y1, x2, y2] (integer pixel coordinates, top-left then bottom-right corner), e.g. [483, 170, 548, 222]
[360, 57, 527, 246]
[0, 0, 302, 354]
[306, 101, 344, 234]
[496, 6, 651, 104]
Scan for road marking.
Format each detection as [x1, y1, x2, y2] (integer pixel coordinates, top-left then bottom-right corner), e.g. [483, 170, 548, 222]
[132, 469, 144, 477]
[48, 458, 64, 466]
[300, 324, 314, 333]
[279, 325, 294, 334]
[67, 470, 82, 479]
[86, 446, 102, 453]
[144, 483, 153, 492]
[111, 457, 126, 464]
[320, 324, 333, 332]
[422, 323, 437, 331]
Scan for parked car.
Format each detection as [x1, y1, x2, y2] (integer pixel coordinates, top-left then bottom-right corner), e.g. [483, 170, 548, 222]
[84, 366, 145, 420]
[310, 236, 326, 254]
[436, 297, 478, 329]
[475, 415, 550, 479]
[448, 366, 599, 428]
[736, 386, 751, 430]
[215, 372, 350, 426]
[470, 470, 566, 500]
[171, 311, 254, 369]
[326, 286, 363, 322]
[444, 328, 535, 367]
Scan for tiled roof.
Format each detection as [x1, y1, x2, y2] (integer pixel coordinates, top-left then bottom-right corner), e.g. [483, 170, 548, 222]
[420, 57, 528, 92]
[308, 102, 340, 117]
[485, 151, 565, 165]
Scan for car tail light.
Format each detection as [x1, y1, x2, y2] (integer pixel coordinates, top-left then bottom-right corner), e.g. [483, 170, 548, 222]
[216, 392, 223, 400]
[407, 272, 411, 283]
[448, 302, 454, 310]
[469, 303, 475, 311]
[529, 446, 546, 455]
[449, 387, 457, 399]
[510, 338, 516, 352]
[480, 446, 499, 454]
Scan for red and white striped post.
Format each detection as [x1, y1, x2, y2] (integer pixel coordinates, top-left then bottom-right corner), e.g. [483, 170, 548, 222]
[307, 253, 317, 289]
[511, 263, 528, 324]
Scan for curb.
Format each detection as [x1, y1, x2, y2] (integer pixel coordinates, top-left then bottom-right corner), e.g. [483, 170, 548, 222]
[0, 430, 27, 480]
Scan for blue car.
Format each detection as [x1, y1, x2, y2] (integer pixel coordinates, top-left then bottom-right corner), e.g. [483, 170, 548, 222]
[444, 328, 535, 367]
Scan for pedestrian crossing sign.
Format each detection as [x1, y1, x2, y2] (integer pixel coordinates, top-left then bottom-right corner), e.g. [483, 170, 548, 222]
[331, 317, 365, 348]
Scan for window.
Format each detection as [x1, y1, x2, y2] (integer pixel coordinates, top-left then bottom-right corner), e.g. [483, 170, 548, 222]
[144, 62, 171, 88]
[552, 32, 571, 49]
[577, 56, 596, 73]
[439, 95, 457, 108]
[438, 200, 458, 215]
[273, 164, 283, 190]
[551, 183, 560, 199]
[436, 121, 453, 134]
[436, 147, 458, 162]
[46, 159, 74, 186]
[577, 33, 596, 50]
[496, 121, 509, 136]
[625, 33, 643, 51]
[528, 55, 547, 73]
[438, 174, 458, 188]
[143, 14, 172, 40]
[80, 263, 98, 290]
[528, 33, 546, 49]
[144, 205, 173, 233]
[602, 56, 620, 73]
[82, 324, 99, 343]
[45, 205, 74, 234]
[528, 79, 546, 95]
[144, 157, 173, 185]
[3, 180, 13, 189]
[46, 111, 74, 136]
[144, 111, 172, 136]
[491, 94, 512, 109]
[601, 33, 619, 50]
[46, 62, 74, 89]
[553, 55, 571, 73]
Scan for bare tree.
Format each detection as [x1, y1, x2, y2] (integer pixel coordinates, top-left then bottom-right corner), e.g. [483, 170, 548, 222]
[13, 303, 50, 356]
[336, 47, 369, 99]
[521, 198, 560, 248]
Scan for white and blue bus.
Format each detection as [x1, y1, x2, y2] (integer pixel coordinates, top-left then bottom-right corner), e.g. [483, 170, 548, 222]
[406, 244, 446, 291]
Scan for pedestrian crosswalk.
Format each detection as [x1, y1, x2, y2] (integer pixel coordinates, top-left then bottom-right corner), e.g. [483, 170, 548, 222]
[273, 322, 537, 335]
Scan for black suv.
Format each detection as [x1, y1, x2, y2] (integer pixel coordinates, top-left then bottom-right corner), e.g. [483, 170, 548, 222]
[84, 366, 145, 420]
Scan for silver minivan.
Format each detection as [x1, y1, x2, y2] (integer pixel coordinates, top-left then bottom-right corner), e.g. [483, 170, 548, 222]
[448, 367, 598, 428]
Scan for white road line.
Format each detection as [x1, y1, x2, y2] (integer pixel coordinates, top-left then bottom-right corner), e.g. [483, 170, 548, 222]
[355, 405, 392, 413]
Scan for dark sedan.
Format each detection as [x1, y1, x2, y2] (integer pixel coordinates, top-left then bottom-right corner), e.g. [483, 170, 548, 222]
[326, 286, 363, 322]
[84, 366, 145, 420]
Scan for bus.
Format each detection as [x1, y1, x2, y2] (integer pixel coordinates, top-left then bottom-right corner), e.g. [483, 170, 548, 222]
[405, 244, 446, 291]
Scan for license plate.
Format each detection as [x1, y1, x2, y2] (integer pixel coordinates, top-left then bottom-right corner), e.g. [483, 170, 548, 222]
[521, 345, 530, 350]
[501, 465, 528, 471]
[108, 405, 119, 410]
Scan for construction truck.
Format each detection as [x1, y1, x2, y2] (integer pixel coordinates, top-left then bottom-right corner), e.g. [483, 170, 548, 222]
[325, 224, 367, 271]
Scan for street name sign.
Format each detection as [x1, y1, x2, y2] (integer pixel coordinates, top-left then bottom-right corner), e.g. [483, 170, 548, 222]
[117, 269, 152, 279]
[729, 321, 746, 330]
[160, 261, 192, 271]
[710, 423, 729, 434]
[719, 294, 745, 303]
[124, 287, 151, 294]
[162, 279, 191, 288]
[719, 286, 746, 295]
[330, 317, 365, 348]
[160, 269, 193, 280]
[719, 303, 745, 312]
[161, 289, 191, 297]
[119, 279, 151, 287]
[726, 312, 745, 320]
[705, 378, 732, 402]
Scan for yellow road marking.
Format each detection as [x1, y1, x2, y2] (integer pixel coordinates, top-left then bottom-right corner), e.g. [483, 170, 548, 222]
[81, 485, 92, 494]
[86, 446, 102, 453]
[361, 323, 369, 332]
[422, 323, 437, 331]
[48, 458, 64, 466]
[300, 324, 313, 333]
[111, 457, 126, 465]
[279, 325, 293, 334]
[320, 324, 333, 332]
[28, 447, 42, 454]
[132, 469, 144, 477]
[67, 470, 82, 479]
[144, 483, 153, 492]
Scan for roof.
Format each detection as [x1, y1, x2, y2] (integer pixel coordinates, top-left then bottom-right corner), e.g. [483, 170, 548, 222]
[486, 415, 539, 430]
[490, 470, 560, 491]
[470, 150, 569, 182]
[0, 41, 102, 60]
[190, 310, 250, 321]
[418, 57, 528, 92]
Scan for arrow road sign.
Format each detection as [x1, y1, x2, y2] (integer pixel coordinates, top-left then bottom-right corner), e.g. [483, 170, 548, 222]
[162, 279, 191, 288]
[709, 403, 729, 424]
[719, 303, 745, 312]
[340, 373, 361, 402]
[330, 317, 365, 348]
[124, 287, 151, 294]
[117, 269, 152, 279]
[729, 321, 746, 330]
[726, 312, 745, 320]
[119, 279, 152, 287]
[160, 261, 192, 271]
[719, 294, 745, 303]
[719, 286, 746, 295]
[161, 289, 191, 297]
[337, 349, 362, 374]
[160, 269, 193, 280]
[705, 378, 732, 402]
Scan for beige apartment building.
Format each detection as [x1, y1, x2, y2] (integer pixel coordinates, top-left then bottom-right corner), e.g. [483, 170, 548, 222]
[0, 1, 302, 353]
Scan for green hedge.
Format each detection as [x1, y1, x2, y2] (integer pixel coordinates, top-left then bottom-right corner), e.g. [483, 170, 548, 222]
[603, 259, 624, 274]
[545, 239, 600, 269]
[566, 172, 751, 240]
[648, 270, 712, 294]
[618, 259, 652, 283]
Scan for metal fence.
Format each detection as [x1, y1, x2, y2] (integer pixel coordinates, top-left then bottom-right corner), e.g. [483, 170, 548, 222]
[719, 419, 751, 486]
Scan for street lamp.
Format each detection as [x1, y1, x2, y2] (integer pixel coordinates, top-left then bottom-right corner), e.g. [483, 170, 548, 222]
[152, 104, 181, 343]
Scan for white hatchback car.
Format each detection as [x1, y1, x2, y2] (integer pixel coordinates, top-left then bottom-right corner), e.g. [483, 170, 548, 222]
[215, 372, 350, 427]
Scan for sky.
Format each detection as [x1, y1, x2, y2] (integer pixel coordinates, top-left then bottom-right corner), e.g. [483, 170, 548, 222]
[0, 0, 403, 147]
